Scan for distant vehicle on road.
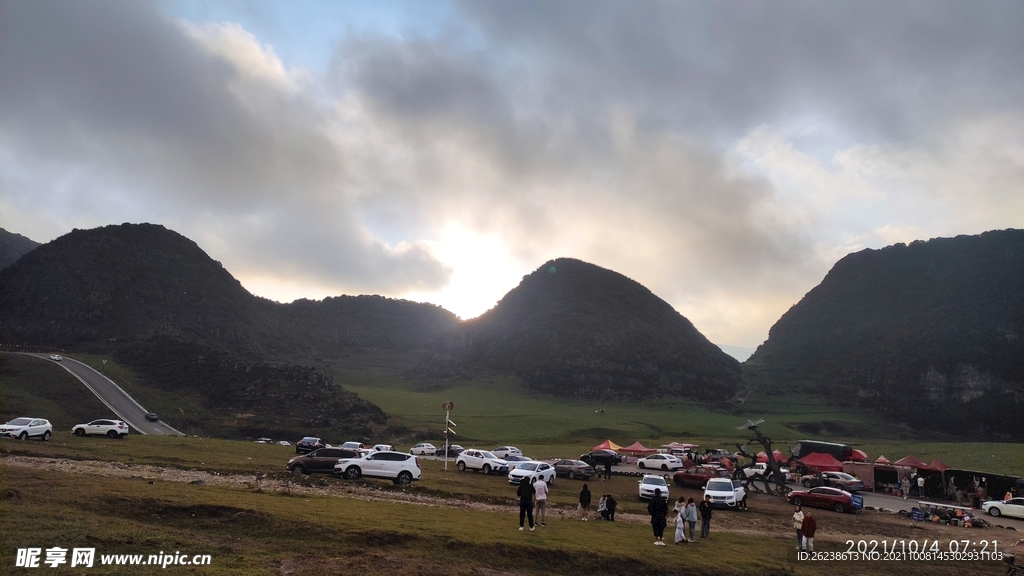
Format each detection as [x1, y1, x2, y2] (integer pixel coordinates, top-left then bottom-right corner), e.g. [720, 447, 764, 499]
[0, 418, 52, 441]
[492, 446, 522, 459]
[49, 354, 63, 361]
[580, 449, 623, 467]
[788, 486, 859, 513]
[982, 498, 1024, 520]
[72, 419, 129, 438]
[410, 443, 437, 456]
[256, 437, 272, 443]
[277, 440, 291, 446]
[637, 453, 683, 471]
[552, 459, 595, 480]
[800, 471, 864, 492]
[295, 437, 324, 454]
[144, 413, 159, 422]
[673, 466, 730, 488]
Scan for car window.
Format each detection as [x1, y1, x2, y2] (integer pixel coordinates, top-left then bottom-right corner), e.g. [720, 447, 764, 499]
[707, 480, 732, 491]
[480, 451, 497, 459]
[644, 477, 667, 486]
[8, 419, 32, 425]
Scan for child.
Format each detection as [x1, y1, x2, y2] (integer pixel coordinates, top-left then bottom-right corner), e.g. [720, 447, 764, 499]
[673, 510, 688, 544]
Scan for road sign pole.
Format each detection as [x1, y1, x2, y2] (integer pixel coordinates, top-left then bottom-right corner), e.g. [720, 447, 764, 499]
[444, 407, 450, 471]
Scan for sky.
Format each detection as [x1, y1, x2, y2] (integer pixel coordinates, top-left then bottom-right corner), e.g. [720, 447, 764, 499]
[2, 1, 1023, 356]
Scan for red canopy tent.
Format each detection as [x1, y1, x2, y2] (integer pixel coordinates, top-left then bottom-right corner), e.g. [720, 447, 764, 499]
[849, 449, 869, 462]
[894, 455, 930, 469]
[927, 459, 948, 472]
[592, 439, 623, 451]
[874, 455, 891, 464]
[621, 441, 656, 454]
[799, 452, 844, 472]
[756, 450, 787, 463]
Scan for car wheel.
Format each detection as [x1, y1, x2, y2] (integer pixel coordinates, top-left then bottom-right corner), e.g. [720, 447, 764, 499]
[792, 497, 803, 506]
[482, 464, 491, 474]
[395, 472, 413, 486]
[291, 464, 305, 474]
[345, 466, 361, 480]
[988, 507, 1001, 517]
[661, 464, 668, 471]
[833, 503, 846, 513]
[74, 429, 85, 437]
[107, 430, 118, 438]
[19, 432, 28, 440]
[802, 479, 812, 488]
[638, 462, 645, 469]
[457, 461, 466, 472]
[42, 431, 51, 442]
[568, 471, 576, 479]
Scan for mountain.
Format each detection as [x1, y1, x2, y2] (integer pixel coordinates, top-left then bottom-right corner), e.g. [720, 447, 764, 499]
[417, 258, 744, 400]
[0, 228, 40, 269]
[0, 223, 459, 438]
[747, 229, 1024, 440]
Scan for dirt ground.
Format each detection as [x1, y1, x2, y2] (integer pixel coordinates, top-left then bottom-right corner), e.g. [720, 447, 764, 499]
[5, 455, 1022, 561]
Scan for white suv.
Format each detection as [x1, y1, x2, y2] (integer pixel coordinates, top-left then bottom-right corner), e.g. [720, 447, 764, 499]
[334, 450, 422, 485]
[0, 418, 52, 441]
[72, 419, 129, 438]
[704, 478, 746, 509]
[456, 449, 509, 474]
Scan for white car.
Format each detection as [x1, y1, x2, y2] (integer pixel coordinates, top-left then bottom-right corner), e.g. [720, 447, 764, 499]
[277, 440, 291, 446]
[740, 462, 792, 482]
[0, 418, 52, 441]
[638, 474, 671, 501]
[370, 444, 394, 452]
[507, 461, 556, 485]
[637, 454, 683, 471]
[492, 446, 522, 459]
[72, 419, 129, 438]
[456, 449, 509, 474]
[341, 441, 365, 450]
[410, 443, 437, 456]
[334, 450, 422, 485]
[704, 478, 746, 509]
[983, 497, 1024, 520]
[49, 354, 63, 361]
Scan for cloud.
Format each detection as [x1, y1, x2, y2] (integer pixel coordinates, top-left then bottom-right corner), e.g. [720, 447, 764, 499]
[2, 0, 1023, 346]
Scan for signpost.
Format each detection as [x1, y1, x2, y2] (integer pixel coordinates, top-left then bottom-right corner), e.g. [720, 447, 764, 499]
[442, 402, 455, 470]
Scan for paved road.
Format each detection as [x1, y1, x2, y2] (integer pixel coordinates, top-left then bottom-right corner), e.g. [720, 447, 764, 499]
[28, 353, 182, 436]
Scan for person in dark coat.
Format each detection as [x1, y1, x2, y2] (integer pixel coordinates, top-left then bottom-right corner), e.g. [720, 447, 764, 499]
[579, 484, 592, 521]
[801, 511, 818, 552]
[698, 494, 714, 538]
[648, 489, 668, 545]
[517, 475, 535, 531]
[602, 494, 617, 521]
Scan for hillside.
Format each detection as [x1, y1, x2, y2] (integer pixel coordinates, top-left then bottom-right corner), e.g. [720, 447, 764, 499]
[0, 227, 40, 269]
[747, 229, 1024, 440]
[417, 258, 744, 400]
[0, 223, 458, 438]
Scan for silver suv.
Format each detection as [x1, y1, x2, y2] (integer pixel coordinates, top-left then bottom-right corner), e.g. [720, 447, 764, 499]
[334, 450, 422, 485]
[0, 418, 52, 441]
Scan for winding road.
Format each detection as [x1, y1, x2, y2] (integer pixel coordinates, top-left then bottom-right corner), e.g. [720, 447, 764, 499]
[28, 353, 182, 436]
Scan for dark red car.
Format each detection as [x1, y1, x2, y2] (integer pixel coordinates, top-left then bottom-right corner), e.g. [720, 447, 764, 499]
[673, 466, 730, 488]
[787, 486, 859, 513]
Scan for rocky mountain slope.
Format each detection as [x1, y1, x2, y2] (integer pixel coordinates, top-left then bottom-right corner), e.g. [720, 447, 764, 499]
[0, 228, 40, 269]
[418, 258, 744, 401]
[748, 229, 1024, 439]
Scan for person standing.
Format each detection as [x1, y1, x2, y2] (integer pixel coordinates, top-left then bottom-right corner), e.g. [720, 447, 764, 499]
[698, 495, 713, 538]
[792, 505, 805, 551]
[533, 476, 549, 527]
[801, 511, 817, 552]
[917, 474, 925, 499]
[672, 509, 688, 544]
[684, 498, 698, 542]
[603, 463, 612, 480]
[649, 489, 668, 545]
[579, 483, 592, 521]
[517, 475, 535, 531]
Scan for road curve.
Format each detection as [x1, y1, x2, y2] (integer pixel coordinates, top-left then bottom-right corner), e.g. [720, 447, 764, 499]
[26, 353, 183, 436]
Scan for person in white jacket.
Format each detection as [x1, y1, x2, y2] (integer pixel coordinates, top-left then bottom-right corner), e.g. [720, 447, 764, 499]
[673, 510, 688, 544]
[793, 505, 805, 551]
[533, 476, 549, 526]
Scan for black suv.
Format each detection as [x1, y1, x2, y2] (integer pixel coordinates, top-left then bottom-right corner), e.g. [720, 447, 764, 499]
[295, 437, 325, 454]
[580, 449, 623, 467]
[288, 447, 359, 474]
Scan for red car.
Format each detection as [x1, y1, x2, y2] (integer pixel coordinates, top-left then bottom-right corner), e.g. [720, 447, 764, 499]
[787, 486, 858, 513]
[673, 466, 730, 488]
